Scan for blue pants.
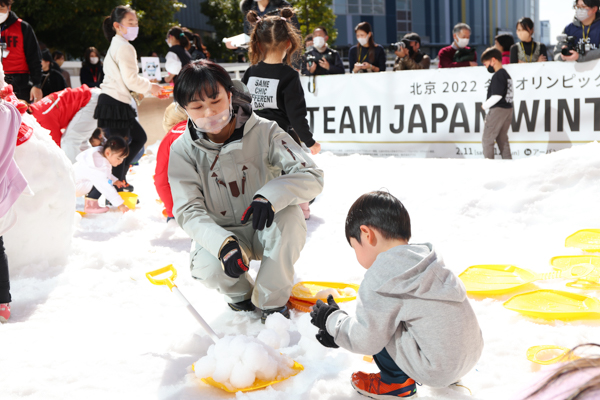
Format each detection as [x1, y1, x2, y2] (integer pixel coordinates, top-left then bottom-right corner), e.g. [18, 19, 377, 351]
[373, 348, 410, 384]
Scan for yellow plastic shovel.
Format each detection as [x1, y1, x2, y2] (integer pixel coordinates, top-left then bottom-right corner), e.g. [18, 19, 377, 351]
[503, 290, 600, 320]
[291, 281, 360, 304]
[118, 192, 139, 210]
[146, 265, 219, 343]
[458, 264, 598, 295]
[565, 229, 600, 252]
[527, 345, 580, 365]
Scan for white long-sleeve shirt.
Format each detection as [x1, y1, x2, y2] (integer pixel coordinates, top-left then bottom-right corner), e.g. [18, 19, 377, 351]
[73, 147, 124, 206]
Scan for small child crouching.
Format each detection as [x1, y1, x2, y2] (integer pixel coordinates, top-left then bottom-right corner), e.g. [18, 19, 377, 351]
[74, 132, 130, 214]
[311, 191, 483, 398]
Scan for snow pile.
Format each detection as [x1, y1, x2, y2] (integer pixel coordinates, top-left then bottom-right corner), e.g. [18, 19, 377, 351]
[193, 334, 295, 390]
[5, 113, 76, 269]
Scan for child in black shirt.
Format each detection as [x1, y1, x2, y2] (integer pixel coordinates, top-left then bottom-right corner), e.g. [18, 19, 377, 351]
[241, 7, 321, 155]
[481, 48, 514, 159]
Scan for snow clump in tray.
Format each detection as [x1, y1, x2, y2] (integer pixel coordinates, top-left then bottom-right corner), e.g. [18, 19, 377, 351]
[194, 334, 295, 390]
[257, 312, 291, 349]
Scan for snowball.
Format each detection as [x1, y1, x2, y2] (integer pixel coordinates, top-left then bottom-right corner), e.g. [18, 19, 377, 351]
[194, 334, 295, 389]
[265, 312, 291, 334]
[230, 361, 256, 388]
[315, 288, 341, 300]
[342, 287, 357, 296]
[257, 329, 282, 349]
[5, 114, 75, 268]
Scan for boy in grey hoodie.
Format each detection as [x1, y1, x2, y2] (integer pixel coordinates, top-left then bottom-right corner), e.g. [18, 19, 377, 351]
[310, 191, 483, 399]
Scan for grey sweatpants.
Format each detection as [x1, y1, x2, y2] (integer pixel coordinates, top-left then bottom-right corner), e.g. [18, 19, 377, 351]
[482, 107, 513, 159]
[61, 88, 101, 163]
[190, 205, 306, 310]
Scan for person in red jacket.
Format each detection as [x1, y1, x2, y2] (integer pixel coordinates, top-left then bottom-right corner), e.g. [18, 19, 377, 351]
[29, 85, 98, 155]
[154, 103, 186, 222]
[0, 0, 43, 102]
[438, 23, 478, 68]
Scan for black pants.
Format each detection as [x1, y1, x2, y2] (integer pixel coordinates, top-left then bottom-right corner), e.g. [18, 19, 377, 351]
[102, 121, 147, 181]
[0, 236, 11, 304]
[87, 186, 102, 200]
[4, 73, 32, 101]
[373, 348, 410, 384]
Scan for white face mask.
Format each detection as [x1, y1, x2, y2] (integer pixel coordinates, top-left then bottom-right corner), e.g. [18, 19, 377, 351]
[576, 8, 591, 22]
[120, 25, 139, 41]
[455, 36, 470, 48]
[357, 37, 368, 46]
[313, 36, 326, 49]
[186, 97, 233, 134]
[90, 57, 99, 65]
[165, 39, 172, 48]
[0, 12, 8, 24]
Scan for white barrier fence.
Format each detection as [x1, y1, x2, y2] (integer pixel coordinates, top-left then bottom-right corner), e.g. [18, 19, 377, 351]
[300, 60, 600, 158]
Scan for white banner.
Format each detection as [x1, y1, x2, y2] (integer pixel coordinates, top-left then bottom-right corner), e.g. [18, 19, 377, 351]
[300, 60, 600, 158]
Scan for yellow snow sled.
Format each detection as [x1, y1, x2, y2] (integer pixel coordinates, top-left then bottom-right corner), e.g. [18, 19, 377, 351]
[195, 362, 304, 393]
[459, 264, 599, 295]
[565, 229, 600, 252]
[503, 290, 600, 320]
[527, 345, 580, 365]
[291, 281, 360, 304]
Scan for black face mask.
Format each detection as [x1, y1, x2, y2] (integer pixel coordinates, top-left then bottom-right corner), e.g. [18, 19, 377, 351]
[487, 65, 495, 73]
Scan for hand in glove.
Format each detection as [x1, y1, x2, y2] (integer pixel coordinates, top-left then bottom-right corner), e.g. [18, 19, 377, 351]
[241, 197, 275, 230]
[219, 240, 249, 279]
[310, 294, 340, 331]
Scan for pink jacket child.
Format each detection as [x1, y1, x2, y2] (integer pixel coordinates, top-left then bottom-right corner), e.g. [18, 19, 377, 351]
[0, 99, 29, 323]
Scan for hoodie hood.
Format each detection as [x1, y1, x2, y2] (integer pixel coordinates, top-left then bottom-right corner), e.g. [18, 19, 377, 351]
[372, 243, 466, 302]
[75, 146, 103, 168]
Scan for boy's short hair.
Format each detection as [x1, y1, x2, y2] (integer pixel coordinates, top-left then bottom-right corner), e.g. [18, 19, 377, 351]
[0, 0, 14, 7]
[481, 47, 502, 64]
[494, 33, 514, 52]
[345, 191, 411, 245]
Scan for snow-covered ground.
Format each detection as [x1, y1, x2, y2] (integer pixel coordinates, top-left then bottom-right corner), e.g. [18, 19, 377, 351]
[2, 142, 600, 400]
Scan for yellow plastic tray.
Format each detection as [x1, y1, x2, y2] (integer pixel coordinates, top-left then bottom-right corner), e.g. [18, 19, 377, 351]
[551, 255, 600, 271]
[565, 229, 600, 252]
[291, 281, 360, 304]
[195, 360, 303, 393]
[76, 211, 86, 217]
[526, 345, 580, 365]
[459, 264, 597, 295]
[503, 290, 600, 319]
[118, 192, 138, 210]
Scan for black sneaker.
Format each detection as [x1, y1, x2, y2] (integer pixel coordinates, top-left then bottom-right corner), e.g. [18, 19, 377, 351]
[228, 299, 256, 312]
[260, 305, 290, 324]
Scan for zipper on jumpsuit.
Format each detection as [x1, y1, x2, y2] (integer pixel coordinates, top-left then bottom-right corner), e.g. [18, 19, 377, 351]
[214, 147, 239, 222]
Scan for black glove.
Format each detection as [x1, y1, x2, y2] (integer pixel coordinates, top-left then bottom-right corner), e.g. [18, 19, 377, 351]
[310, 294, 340, 331]
[241, 197, 275, 231]
[316, 329, 339, 348]
[219, 240, 248, 279]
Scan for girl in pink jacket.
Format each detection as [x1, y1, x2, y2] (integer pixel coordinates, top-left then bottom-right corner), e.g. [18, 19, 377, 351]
[0, 99, 29, 322]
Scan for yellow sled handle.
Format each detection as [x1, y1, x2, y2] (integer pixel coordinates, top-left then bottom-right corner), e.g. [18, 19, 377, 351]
[146, 265, 177, 290]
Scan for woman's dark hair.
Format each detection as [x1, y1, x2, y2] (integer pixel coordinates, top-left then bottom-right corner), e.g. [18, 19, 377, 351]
[167, 26, 190, 49]
[90, 127, 104, 142]
[83, 47, 102, 67]
[52, 51, 65, 61]
[182, 27, 210, 58]
[174, 60, 250, 108]
[246, 7, 302, 66]
[495, 34, 514, 52]
[41, 50, 53, 63]
[525, 343, 600, 400]
[103, 5, 135, 41]
[481, 47, 503, 63]
[354, 21, 376, 63]
[576, 0, 600, 10]
[345, 191, 411, 245]
[103, 135, 129, 158]
[516, 17, 534, 32]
